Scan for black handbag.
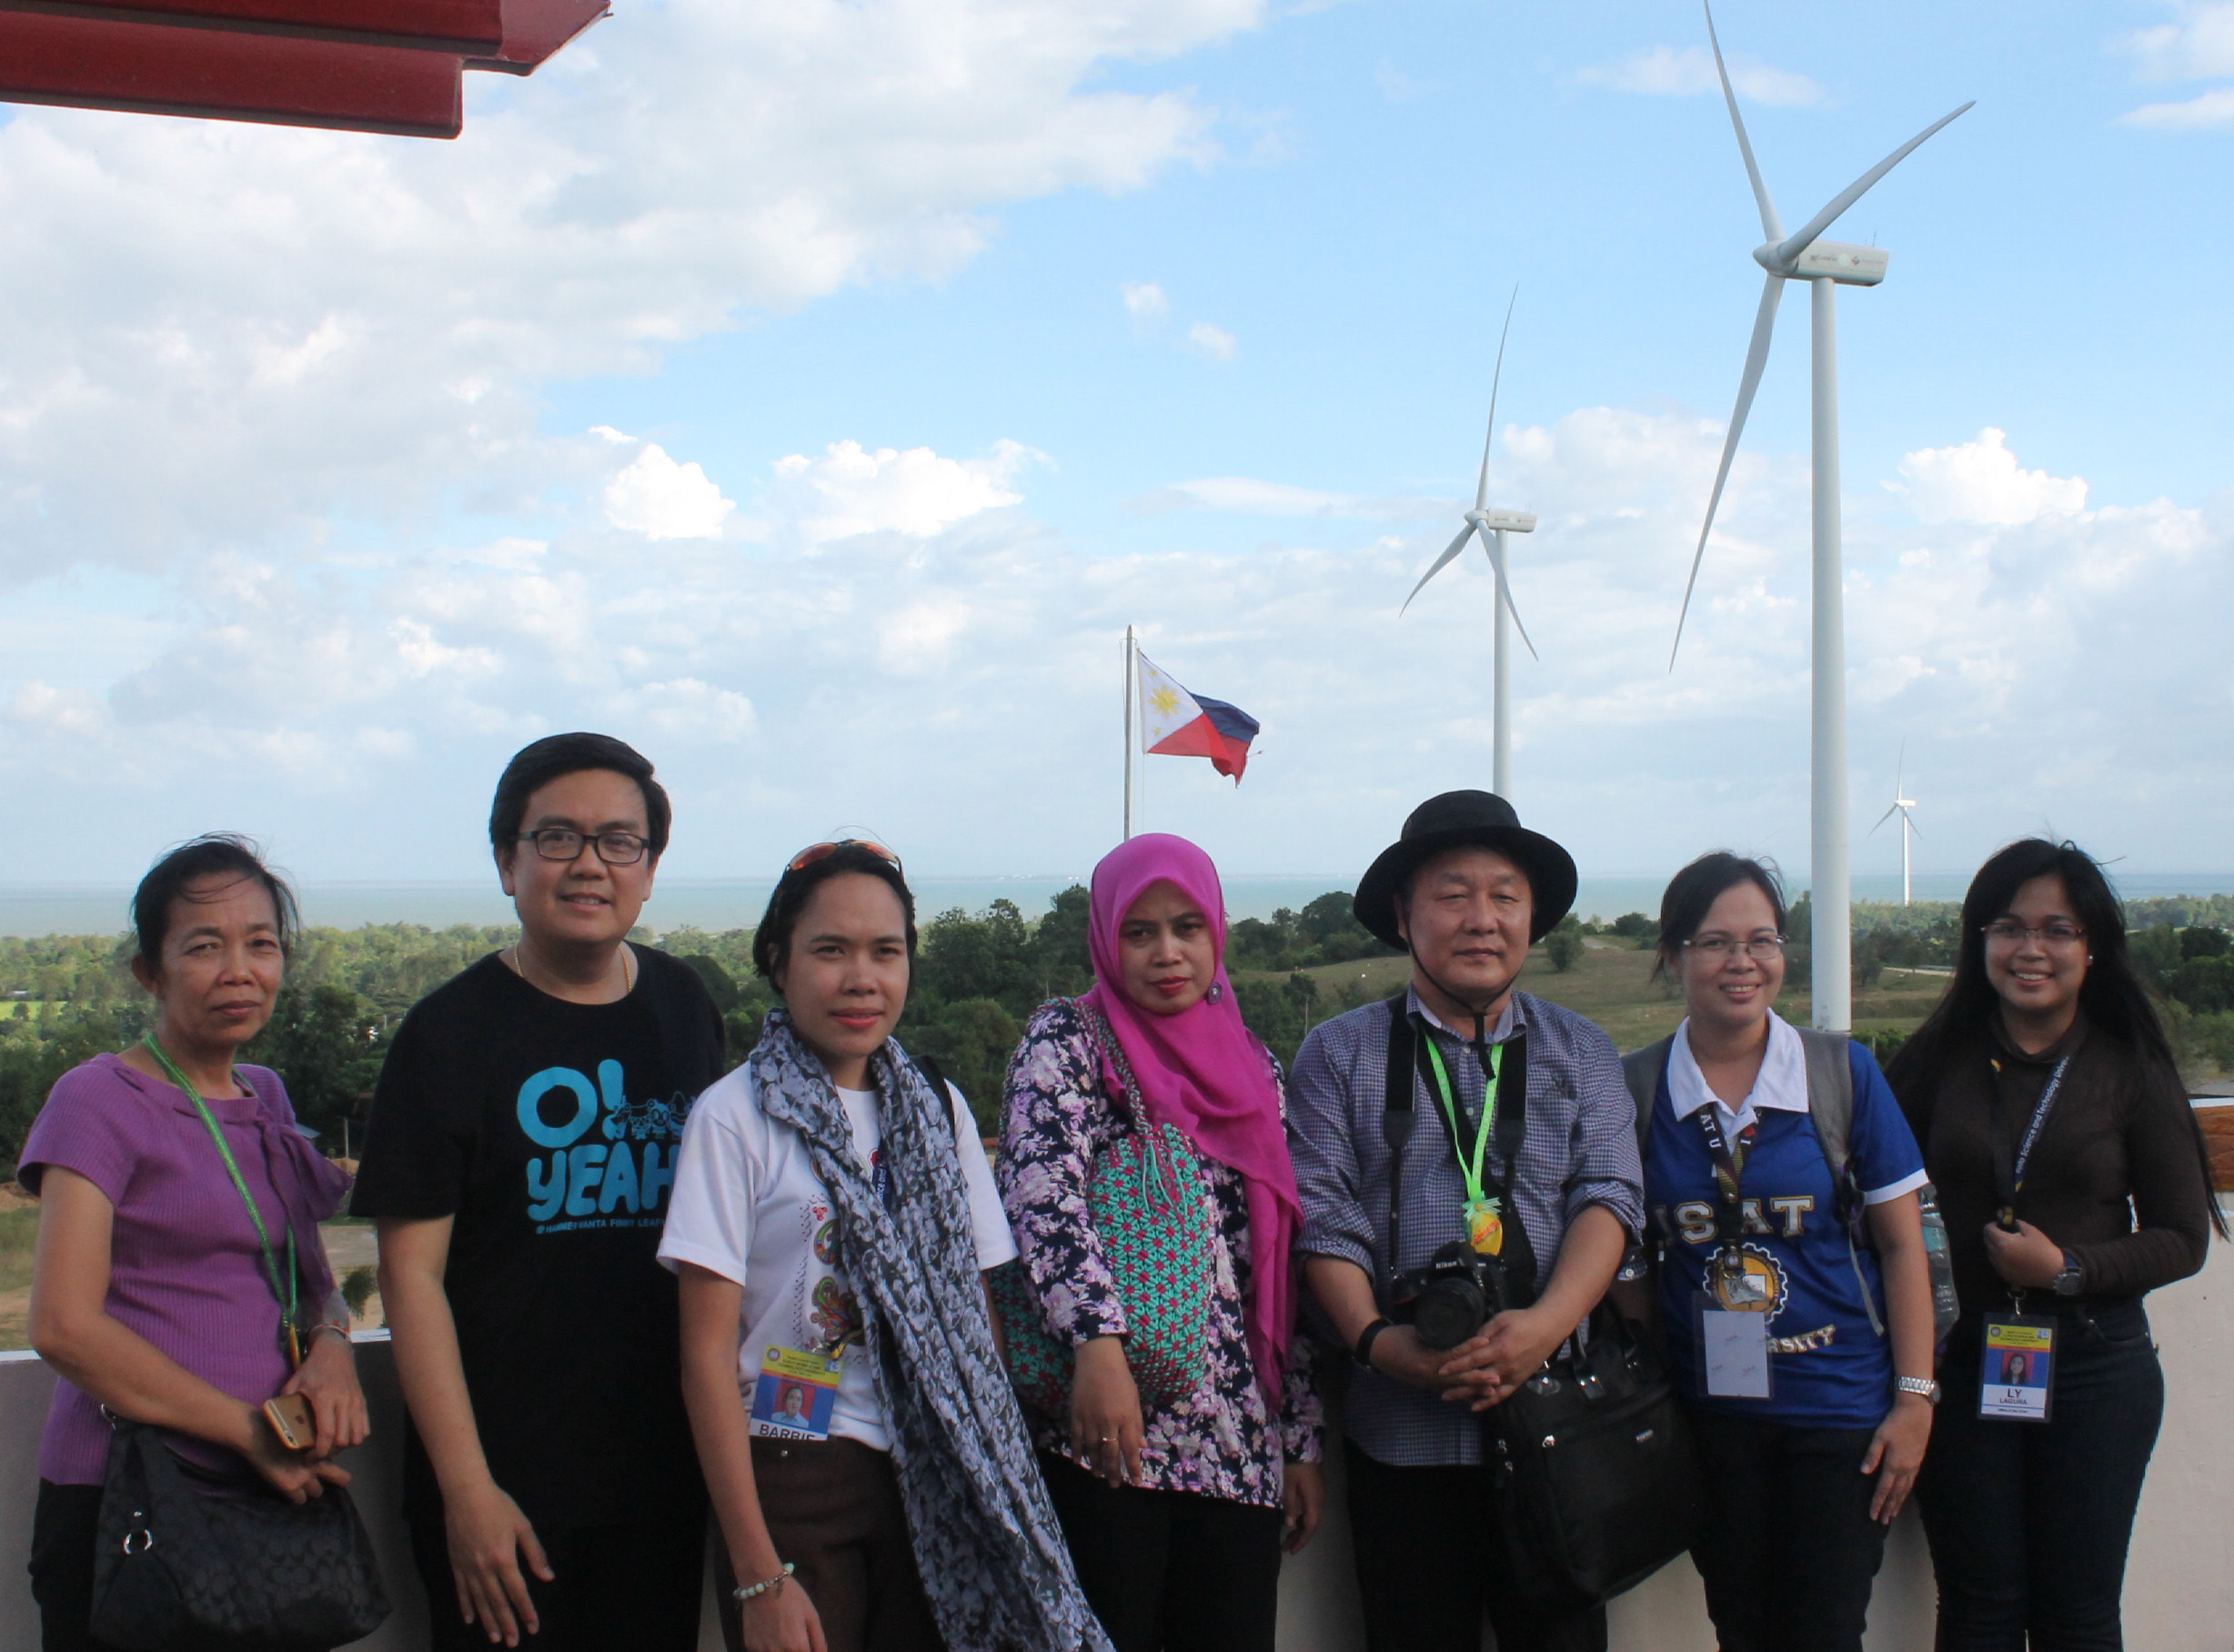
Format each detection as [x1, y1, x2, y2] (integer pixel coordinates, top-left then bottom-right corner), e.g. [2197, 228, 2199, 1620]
[89, 1416, 390, 1652]
[1481, 1304, 1705, 1609]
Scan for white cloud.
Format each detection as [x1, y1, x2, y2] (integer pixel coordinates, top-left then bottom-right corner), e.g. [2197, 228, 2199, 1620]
[2126, 4, 2234, 79]
[1122, 281, 1171, 324]
[602, 441, 738, 541]
[1129, 477, 1423, 518]
[1186, 322, 1238, 360]
[1889, 428, 2088, 526]
[767, 439, 1039, 544]
[1576, 45, 1824, 106]
[2119, 87, 2234, 127]
[0, 0, 1265, 579]
[15, 416, 2226, 881]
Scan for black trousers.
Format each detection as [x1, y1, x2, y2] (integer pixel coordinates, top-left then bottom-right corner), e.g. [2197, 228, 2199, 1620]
[30, 1481, 122, 1652]
[1342, 1439, 1607, 1652]
[406, 1492, 706, 1652]
[1683, 1407, 1890, 1652]
[1916, 1302, 2164, 1652]
[1038, 1451, 1285, 1652]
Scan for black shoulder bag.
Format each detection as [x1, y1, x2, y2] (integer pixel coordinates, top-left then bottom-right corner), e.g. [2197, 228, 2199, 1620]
[91, 1038, 390, 1652]
[1384, 998, 1702, 1610]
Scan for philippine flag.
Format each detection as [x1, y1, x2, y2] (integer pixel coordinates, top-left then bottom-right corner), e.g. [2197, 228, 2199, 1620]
[1137, 651, 1261, 782]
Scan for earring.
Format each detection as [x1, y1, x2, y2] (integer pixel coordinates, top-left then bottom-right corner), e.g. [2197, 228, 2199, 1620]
[1206, 982, 1224, 1003]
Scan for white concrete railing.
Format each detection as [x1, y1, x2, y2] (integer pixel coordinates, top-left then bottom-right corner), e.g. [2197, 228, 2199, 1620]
[3, 1238, 2229, 1651]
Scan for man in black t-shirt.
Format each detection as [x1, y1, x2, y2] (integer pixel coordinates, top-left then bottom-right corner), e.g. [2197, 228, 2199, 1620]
[355, 734, 725, 1651]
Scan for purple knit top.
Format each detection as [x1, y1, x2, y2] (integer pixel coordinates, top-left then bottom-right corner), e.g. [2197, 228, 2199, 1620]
[19, 1053, 350, 1484]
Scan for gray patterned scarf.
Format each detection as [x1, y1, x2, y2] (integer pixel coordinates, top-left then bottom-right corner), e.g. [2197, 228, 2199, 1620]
[750, 1010, 1111, 1652]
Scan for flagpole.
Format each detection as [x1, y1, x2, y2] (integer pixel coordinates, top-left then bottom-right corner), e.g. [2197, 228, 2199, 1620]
[1122, 626, 1135, 841]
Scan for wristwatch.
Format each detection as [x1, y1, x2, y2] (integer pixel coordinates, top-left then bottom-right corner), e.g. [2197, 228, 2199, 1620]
[1895, 1375, 1940, 1405]
[2051, 1250, 2086, 1298]
[1353, 1317, 1394, 1370]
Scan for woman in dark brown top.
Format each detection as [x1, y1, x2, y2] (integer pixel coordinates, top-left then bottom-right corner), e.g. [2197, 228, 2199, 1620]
[1886, 839, 2223, 1652]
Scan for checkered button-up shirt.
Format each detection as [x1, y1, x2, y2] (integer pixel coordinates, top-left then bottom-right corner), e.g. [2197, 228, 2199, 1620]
[1287, 986, 1644, 1466]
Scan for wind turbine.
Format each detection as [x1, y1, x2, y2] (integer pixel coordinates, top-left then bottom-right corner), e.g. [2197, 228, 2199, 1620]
[1403, 287, 1538, 799]
[1871, 753, 1921, 907]
[1672, 3, 1971, 1032]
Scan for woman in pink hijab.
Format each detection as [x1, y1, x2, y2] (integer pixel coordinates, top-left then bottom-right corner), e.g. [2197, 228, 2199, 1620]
[997, 834, 1323, 1652]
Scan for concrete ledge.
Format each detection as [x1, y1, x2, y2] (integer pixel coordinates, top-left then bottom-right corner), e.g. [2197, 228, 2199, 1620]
[5, 1239, 2229, 1649]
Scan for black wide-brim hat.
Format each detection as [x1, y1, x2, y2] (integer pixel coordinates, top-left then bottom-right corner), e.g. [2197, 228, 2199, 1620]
[1353, 790, 1579, 948]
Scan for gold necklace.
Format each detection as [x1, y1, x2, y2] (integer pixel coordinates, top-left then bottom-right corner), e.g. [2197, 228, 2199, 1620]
[506, 942, 635, 998]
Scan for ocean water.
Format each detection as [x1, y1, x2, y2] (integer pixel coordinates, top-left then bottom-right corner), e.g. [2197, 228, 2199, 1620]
[5, 871, 2229, 939]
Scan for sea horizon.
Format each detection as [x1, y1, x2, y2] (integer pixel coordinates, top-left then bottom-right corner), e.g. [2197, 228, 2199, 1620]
[4, 871, 2230, 940]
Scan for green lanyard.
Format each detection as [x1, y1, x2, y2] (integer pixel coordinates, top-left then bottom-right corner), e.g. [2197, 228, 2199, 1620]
[142, 1034, 300, 1365]
[1420, 1035, 1504, 1206]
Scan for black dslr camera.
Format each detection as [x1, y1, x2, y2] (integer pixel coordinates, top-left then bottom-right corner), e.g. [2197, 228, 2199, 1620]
[1390, 1242, 1504, 1351]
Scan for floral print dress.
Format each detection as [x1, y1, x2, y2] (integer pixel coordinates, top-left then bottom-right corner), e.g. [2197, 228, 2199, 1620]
[997, 998, 1324, 1508]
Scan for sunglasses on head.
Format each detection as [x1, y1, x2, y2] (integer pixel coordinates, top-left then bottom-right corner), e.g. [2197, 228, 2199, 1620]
[786, 839, 902, 873]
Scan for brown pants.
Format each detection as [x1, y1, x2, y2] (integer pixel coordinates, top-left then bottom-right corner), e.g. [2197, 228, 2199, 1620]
[720, 1436, 942, 1652]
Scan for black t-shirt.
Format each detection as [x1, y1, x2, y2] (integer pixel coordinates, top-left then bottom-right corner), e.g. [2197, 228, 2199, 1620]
[352, 946, 725, 1524]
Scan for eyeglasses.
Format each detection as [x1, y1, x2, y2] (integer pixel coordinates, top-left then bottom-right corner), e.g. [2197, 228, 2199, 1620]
[1682, 935, 1787, 961]
[786, 839, 902, 873]
[518, 828, 650, 866]
[1981, 920, 2086, 947]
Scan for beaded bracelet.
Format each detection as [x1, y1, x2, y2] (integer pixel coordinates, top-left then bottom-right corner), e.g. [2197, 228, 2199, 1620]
[733, 1563, 795, 1605]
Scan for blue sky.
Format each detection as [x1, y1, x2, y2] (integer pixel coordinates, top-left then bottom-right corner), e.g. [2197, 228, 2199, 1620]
[1, 0, 2230, 896]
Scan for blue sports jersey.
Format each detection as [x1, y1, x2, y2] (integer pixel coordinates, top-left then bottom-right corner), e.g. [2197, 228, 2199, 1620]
[1647, 1041, 1926, 1428]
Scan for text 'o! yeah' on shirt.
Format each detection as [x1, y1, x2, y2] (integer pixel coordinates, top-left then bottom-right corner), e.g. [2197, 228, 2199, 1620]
[347, 946, 726, 1521]
[1648, 1018, 1927, 1429]
[658, 1062, 1017, 1453]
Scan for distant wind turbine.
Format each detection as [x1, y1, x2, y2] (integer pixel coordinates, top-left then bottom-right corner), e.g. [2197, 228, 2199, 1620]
[1672, 2, 1971, 1032]
[1871, 752, 1922, 907]
[1403, 286, 1538, 799]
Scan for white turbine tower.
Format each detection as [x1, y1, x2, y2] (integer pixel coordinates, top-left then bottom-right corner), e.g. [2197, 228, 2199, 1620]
[1673, 4, 1971, 1032]
[1404, 287, 1538, 799]
[1871, 754, 1922, 907]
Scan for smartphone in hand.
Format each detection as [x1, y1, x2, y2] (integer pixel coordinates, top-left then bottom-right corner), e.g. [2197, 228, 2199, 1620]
[263, 1393, 316, 1452]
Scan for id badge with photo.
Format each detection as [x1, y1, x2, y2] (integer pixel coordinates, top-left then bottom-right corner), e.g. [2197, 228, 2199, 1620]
[1463, 1197, 1504, 1257]
[1694, 1293, 1772, 1400]
[750, 1345, 844, 1441]
[1978, 1315, 2056, 1423]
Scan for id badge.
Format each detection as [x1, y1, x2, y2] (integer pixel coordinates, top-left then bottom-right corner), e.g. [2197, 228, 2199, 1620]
[1463, 1197, 1504, 1257]
[1978, 1316, 2056, 1423]
[1694, 1293, 1772, 1399]
[750, 1345, 844, 1441]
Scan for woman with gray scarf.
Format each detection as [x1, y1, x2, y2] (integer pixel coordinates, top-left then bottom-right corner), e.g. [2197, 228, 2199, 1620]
[660, 840, 1109, 1652]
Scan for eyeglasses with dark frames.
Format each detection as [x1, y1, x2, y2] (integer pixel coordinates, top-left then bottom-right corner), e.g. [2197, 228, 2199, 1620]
[786, 839, 902, 874]
[1981, 920, 2086, 947]
[517, 828, 651, 866]
[1681, 935, 1788, 962]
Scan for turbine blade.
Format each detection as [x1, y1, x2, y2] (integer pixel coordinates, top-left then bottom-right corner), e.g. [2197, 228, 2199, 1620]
[1482, 525, 1540, 662]
[1870, 803, 1900, 834]
[1706, 0, 1784, 243]
[1774, 101, 1975, 265]
[1906, 810, 1924, 841]
[1401, 524, 1475, 614]
[1671, 272, 1785, 669]
[1476, 286, 1520, 512]
[1895, 740, 1906, 797]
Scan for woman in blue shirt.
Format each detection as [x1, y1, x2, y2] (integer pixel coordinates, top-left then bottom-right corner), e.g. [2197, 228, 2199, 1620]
[1629, 854, 1937, 1652]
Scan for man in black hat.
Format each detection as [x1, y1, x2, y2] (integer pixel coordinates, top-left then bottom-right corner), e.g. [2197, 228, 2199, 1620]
[1288, 791, 1642, 1652]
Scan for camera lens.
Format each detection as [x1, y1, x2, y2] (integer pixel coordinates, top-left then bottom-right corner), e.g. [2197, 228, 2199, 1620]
[1413, 1278, 1486, 1350]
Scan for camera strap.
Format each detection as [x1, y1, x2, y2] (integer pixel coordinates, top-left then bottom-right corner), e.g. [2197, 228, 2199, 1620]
[1380, 995, 1535, 1305]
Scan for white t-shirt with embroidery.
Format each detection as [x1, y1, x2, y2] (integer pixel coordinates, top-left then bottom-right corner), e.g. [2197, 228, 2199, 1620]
[659, 1061, 1015, 1452]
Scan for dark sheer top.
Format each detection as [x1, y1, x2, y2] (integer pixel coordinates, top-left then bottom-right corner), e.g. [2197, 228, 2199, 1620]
[1893, 1014, 2213, 1307]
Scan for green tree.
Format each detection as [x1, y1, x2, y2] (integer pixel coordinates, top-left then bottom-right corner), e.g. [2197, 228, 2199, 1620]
[1544, 930, 1585, 974]
[247, 983, 387, 1143]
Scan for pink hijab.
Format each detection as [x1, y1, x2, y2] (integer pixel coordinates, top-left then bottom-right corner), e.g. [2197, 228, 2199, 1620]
[1078, 833, 1303, 1408]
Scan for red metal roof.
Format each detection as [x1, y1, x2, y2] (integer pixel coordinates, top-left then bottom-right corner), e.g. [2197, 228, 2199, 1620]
[0, 0, 604, 136]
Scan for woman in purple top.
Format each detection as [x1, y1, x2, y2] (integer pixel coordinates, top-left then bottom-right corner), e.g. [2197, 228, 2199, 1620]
[997, 833, 1324, 1652]
[23, 835, 361, 1652]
